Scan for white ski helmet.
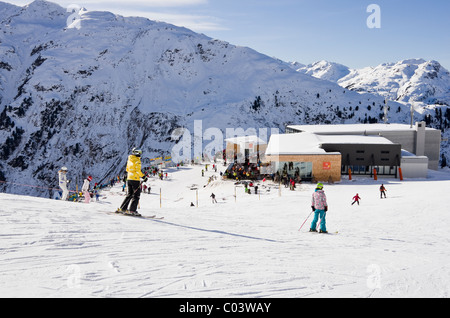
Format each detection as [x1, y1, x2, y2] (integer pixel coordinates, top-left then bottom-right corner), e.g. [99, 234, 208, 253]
[61, 166, 68, 171]
[132, 148, 142, 156]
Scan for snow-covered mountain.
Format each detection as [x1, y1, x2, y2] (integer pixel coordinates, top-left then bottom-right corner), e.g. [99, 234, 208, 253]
[298, 59, 450, 107]
[296, 60, 350, 83]
[0, 1, 446, 197]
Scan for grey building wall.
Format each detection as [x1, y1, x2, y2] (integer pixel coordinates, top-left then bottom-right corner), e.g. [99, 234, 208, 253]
[288, 122, 441, 170]
[321, 143, 401, 167]
[424, 130, 441, 170]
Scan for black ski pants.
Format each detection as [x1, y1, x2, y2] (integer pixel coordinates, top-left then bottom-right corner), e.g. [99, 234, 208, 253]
[120, 180, 141, 212]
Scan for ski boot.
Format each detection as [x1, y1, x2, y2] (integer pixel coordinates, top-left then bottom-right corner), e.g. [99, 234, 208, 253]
[309, 228, 318, 232]
[124, 210, 141, 217]
[319, 230, 328, 234]
[115, 208, 125, 214]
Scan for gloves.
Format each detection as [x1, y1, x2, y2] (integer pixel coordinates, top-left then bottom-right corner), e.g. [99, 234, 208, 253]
[325, 206, 328, 212]
[311, 206, 315, 212]
[142, 176, 148, 183]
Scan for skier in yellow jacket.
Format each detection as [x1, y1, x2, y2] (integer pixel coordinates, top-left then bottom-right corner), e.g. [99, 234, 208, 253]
[117, 148, 147, 216]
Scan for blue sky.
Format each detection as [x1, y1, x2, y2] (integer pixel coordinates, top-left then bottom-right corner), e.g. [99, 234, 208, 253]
[5, 0, 450, 69]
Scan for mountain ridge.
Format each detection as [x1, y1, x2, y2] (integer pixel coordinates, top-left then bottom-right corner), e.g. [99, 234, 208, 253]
[296, 59, 450, 106]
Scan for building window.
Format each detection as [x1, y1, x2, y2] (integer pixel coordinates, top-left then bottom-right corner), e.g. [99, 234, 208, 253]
[381, 151, 390, 154]
[273, 161, 313, 180]
[356, 150, 365, 154]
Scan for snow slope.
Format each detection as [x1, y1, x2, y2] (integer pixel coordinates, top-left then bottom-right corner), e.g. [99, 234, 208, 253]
[1, 163, 449, 298]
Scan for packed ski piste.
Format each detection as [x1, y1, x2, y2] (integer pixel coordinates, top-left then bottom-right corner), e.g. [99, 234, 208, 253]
[1, 148, 450, 298]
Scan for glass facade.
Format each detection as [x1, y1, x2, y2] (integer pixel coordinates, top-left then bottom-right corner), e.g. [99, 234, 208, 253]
[273, 162, 313, 179]
[342, 165, 398, 177]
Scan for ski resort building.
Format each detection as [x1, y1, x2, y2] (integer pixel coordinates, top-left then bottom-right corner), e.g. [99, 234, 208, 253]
[225, 135, 268, 164]
[265, 122, 441, 182]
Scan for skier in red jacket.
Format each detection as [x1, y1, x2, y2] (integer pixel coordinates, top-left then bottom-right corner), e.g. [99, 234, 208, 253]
[351, 193, 361, 205]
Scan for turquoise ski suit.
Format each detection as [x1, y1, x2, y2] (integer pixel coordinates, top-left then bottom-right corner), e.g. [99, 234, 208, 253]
[310, 189, 328, 231]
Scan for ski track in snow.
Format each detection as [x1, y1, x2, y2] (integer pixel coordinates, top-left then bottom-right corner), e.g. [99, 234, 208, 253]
[1, 165, 450, 298]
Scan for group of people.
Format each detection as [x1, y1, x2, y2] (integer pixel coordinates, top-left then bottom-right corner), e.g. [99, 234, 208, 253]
[57, 148, 146, 215]
[351, 184, 387, 205]
[58, 167, 95, 203]
[59, 147, 391, 226]
[223, 162, 260, 181]
[310, 183, 389, 234]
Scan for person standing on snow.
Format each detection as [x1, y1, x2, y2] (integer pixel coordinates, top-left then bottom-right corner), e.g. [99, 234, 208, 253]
[210, 193, 217, 204]
[351, 193, 361, 205]
[380, 184, 387, 199]
[58, 167, 70, 201]
[310, 183, 328, 233]
[82, 176, 93, 203]
[117, 148, 147, 216]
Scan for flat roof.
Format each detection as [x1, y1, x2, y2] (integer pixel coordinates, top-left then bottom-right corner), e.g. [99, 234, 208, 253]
[318, 134, 394, 145]
[225, 135, 267, 145]
[287, 123, 436, 134]
[266, 133, 326, 156]
[265, 133, 394, 156]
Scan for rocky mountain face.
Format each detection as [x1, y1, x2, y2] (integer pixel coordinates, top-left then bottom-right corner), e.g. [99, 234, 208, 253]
[0, 1, 448, 197]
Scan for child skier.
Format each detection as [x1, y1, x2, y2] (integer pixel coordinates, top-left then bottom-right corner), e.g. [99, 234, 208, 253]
[58, 167, 70, 201]
[351, 193, 361, 205]
[310, 183, 328, 233]
[210, 193, 217, 204]
[380, 184, 387, 199]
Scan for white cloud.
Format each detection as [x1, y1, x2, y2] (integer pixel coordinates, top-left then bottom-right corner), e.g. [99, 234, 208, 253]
[66, 0, 208, 8]
[118, 10, 229, 32]
[2, 0, 208, 8]
[3, 0, 226, 32]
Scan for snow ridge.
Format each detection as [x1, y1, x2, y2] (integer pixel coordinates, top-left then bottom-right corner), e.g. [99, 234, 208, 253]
[298, 59, 450, 106]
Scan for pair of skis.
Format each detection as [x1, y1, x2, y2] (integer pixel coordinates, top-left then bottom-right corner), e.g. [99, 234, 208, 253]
[298, 211, 338, 234]
[120, 213, 165, 220]
[106, 210, 164, 220]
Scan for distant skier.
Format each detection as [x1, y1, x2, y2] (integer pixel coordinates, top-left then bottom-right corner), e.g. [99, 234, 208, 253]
[210, 193, 217, 204]
[58, 166, 70, 201]
[82, 176, 93, 203]
[380, 184, 387, 199]
[351, 193, 361, 205]
[310, 183, 328, 233]
[117, 148, 147, 216]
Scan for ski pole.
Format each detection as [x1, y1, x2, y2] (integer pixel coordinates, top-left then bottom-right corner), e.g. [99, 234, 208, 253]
[298, 211, 313, 232]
